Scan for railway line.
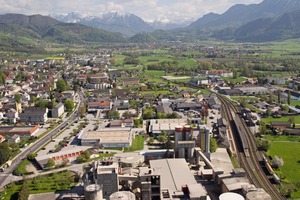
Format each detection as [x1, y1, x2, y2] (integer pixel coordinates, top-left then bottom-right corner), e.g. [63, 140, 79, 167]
[218, 94, 285, 200]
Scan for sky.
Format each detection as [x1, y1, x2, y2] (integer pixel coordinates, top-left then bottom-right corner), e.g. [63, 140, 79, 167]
[0, 0, 264, 23]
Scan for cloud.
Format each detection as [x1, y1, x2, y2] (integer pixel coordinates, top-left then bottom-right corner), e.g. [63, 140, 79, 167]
[0, 0, 264, 22]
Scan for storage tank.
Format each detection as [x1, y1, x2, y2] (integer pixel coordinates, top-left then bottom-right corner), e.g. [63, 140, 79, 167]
[84, 184, 103, 200]
[175, 125, 184, 144]
[219, 192, 244, 200]
[109, 191, 136, 200]
[183, 125, 192, 141]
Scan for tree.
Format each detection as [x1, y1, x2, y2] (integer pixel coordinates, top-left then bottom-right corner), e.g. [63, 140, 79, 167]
[259, 122, 267, 135]
[18, 181, 29, 200]
[271, 156, 284, 168]
[64, 99, 74, 112]
[36, 99, 48, 108]
[0, 70, 6, 85]
[47, 158, 55, 168]
[210, 137, 218, 153]
[288, 90, 291, 105]
[14, 93, 21, 103]
[239, 98, 247, 107]
[257, 138, 270, 151]
[158, 133, 167, 144]
[51, 99, 57, 108]
[56, 79, 68, 93]
[266, 107, 272, 117]
[289, 117, 295, 128]
[157, 112, 167, 119]
[80, 105, 87, 117]
[143, 108, 154, 119]
[0, 143, 11, 165]
[27, 153, 37, 161]
[148, 138, 154, 145]
[123, 111, 133, 119]
[277, 90, 281, 103]
[107, 110, 120, 119]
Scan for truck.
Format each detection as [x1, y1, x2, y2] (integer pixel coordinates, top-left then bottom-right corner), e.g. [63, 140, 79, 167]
[0, 160, 12, 172]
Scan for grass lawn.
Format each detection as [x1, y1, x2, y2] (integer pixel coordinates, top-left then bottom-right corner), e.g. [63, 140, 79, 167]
[223, 77, 247, 84]
[178, 58, 198, 68]
[139, 55, 173, 65]
[124, 135, 145, 152]
[290, 100, 300, 107]
[267, 139, 300, 198]
[262, 116, 300, 124]
[45, 56, 65, 60]
[3, 171, 77, 199]
[230, 96, 258, 101]
[144, 70, 167, 83]
[141, 90, 172, 95]
[13, 159, 31, 175]
[264, 134, 300, 142]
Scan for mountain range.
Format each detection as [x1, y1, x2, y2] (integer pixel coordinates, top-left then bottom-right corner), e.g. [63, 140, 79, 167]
[50, 0, 300, 42]
[0, 13, 127, 52]
[1, 0, 300, 51]
[52, 12, 189, 37]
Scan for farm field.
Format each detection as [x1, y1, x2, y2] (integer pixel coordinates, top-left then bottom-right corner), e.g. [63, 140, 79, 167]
[261, 116, 300, 124]
[267, 136, 300, 198]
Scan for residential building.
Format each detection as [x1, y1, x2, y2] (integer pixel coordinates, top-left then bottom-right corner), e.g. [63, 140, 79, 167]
[0, 135, 5, 143]
[120, 78, 139, 87]
[87, 101, 111, 112]
[20, 107, 48, 124]
[89, 73, 109, 84]
[52, 102, 65, 118]
[0, 125, 39, 137]
[8, 134, 20, 143]
[109, 119, 133, 128]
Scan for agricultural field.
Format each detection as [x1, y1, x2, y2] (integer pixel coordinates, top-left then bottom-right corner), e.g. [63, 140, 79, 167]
[139, 55, 174, 65]
[262, 116, 300, 124]
[258, 39, 300, 59]
[267, 135, 300, 198]
[230, 96, 259, 102]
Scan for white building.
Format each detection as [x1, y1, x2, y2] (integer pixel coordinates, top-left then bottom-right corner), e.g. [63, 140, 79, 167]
[52, 102, 65, 118]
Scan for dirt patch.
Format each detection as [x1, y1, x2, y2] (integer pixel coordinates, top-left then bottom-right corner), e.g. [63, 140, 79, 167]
[25, 163, 38, 174]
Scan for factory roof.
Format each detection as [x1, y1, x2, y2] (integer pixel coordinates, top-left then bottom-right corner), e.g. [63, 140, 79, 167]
[81, 128, 132, 144]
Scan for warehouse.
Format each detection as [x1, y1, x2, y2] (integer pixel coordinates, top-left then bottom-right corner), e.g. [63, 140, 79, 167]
[79, 128, 134, 148]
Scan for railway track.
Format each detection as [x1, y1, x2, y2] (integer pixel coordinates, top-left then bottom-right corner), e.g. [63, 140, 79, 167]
[218, 94, 285, 200]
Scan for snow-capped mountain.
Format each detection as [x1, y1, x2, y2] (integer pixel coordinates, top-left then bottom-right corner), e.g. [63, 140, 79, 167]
[51, 11, 154, 37]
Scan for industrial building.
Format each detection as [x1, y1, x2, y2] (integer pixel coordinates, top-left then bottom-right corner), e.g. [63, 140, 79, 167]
[114, 152, 144, 168]
[174, 125, 195, 160]
[148, 118, 187, 136]
[79, 128, 134, 148]
[150, 159, 207, 200]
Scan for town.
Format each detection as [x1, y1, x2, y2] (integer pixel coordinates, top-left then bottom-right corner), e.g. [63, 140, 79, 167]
[0, 41, 298, 200]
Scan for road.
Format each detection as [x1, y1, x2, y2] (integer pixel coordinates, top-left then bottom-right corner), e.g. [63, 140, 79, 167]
[0, 90, 85, 188]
